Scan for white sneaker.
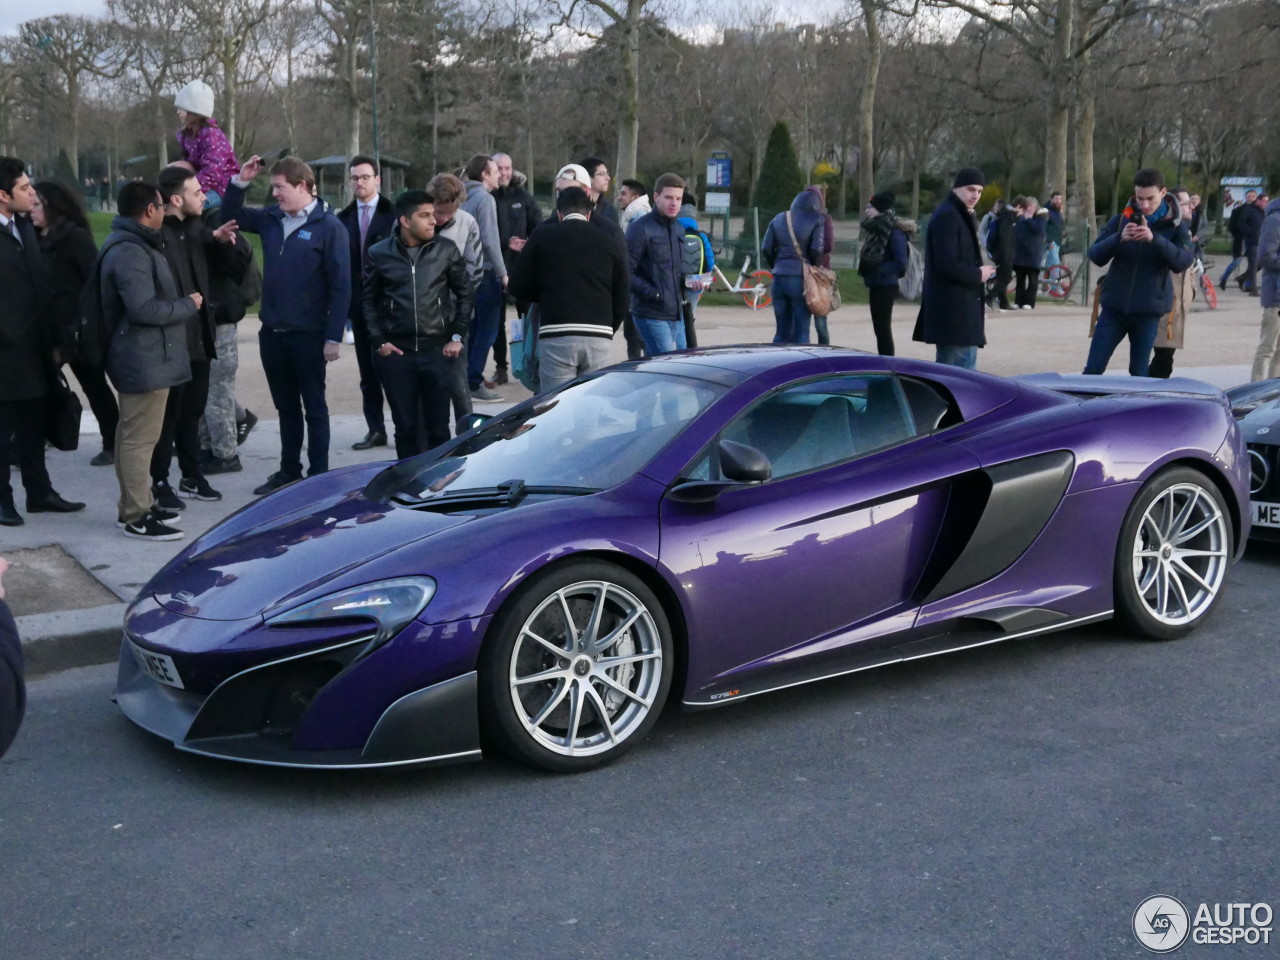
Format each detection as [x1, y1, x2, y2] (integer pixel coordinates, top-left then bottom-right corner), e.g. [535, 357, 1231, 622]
[1021, 304, 1033, 310]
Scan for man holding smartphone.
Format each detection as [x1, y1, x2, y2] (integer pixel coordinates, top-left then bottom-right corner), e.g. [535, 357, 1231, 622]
[1083, 167, 1193, 377]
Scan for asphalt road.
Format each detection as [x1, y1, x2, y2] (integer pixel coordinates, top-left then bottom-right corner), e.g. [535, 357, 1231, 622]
[4, 544, 1279, 959]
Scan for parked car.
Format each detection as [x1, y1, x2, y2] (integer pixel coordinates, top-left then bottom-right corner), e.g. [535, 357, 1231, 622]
[116, 349, 1249, 773]
[1226, 378, 1280, 541]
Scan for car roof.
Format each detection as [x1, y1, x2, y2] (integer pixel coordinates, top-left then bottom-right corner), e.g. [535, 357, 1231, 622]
[627, 344, 884, 379]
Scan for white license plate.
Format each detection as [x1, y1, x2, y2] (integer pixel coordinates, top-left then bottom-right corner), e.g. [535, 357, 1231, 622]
[128, 638, 185, 689]
[1252, 501, 1280, 529]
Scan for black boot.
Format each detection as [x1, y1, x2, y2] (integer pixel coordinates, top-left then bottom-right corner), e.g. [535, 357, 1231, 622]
[0, 492, 22, 527]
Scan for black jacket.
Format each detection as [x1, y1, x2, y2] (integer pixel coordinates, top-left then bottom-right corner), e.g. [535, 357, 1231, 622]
[1013, 211, 1047, 269]
[37, 219, 97, 357]
[988, 208, 1016, 266]
[363, 229, 474, 352]
[337, 195, 396, 323]
[159, 214, 228, 362]
[0, 599, 23, 759]
[0, 214, 54, 402]
[627, 209, 687, 322]
[201, 209, 255, 325]
[509, 214, 629, 338]
[493, 175, 543, 276]
[1237, 202, 1265, 247]
[1089, 197, 1193, 316]
[914, 191, 986, 348]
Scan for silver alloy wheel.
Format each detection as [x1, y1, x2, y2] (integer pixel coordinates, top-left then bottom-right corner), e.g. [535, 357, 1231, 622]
[1129, 481, 1229, 625]
[508, 580, 664, 757]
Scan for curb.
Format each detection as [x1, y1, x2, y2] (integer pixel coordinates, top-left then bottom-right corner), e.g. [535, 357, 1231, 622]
[18, 603, 126, 677]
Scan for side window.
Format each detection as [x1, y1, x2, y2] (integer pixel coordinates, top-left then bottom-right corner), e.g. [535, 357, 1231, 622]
[718, 375, 922, 480]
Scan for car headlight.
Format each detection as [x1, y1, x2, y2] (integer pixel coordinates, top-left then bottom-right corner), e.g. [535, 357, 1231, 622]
[266, 577, 437, 656]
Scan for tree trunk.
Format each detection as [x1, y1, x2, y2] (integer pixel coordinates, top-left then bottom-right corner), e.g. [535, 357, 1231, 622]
[1043, 0, 1073, 198]
[857, 0, 883, 212]
[614, 5, 640, 180]
[1074, 88, 1096, 240]
[67, 74, 80, 180]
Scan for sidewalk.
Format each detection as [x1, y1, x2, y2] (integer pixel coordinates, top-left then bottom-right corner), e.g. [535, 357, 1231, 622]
[4, 285, 1266, 674]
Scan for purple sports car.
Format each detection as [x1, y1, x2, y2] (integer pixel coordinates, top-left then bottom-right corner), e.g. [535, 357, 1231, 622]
[115, 348, 1249, 773]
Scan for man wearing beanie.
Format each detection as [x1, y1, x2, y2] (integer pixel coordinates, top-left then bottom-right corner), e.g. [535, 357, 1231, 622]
[913, 167, 995, 368]
[858, 190, 913, 355]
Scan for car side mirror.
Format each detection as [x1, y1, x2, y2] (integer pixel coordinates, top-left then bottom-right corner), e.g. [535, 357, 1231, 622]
[719, 439, 772, 483]
[667, 440, 772, 504]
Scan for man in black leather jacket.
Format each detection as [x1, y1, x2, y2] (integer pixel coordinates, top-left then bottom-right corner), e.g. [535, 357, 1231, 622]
[364, 190, 475, 458]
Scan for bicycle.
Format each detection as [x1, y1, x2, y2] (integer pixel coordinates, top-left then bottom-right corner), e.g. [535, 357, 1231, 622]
[705, 254, 773, 309]
[1005, 262, 1072, 301]
[1191, 254, 1217, 309]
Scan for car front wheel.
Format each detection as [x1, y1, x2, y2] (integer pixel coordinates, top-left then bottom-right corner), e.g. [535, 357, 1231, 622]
[1114, 467, 1232, 640]
[479, 561, 673, 772]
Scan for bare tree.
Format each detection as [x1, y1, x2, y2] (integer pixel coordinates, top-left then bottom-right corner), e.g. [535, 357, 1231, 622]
[179, 0, 273, 151]
[18, 15, 125, 179]
[316, 0, 367, 174]
[246, 0, 324, 151]
[110, 0, 195, 171]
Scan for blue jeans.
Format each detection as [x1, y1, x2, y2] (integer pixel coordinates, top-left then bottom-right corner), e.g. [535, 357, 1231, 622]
[934, 345, 978, 369]
[467, 272, 505, 389]
[634, 315, 687, 355]
[771, 274, 810, 344]
[1220, 257, 1244, 289]
[1083, 308, 1160, 376]
[258, 329, 329, 477]
[1043, 241, 1060, 268]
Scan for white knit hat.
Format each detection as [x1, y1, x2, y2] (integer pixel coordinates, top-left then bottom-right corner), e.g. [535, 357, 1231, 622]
[175, 80, 215, 118]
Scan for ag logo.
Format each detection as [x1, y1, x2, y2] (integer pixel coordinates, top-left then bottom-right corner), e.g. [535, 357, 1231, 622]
[1134, 895, 1190, 952]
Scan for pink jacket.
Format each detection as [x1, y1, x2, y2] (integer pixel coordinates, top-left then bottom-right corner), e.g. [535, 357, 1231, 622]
[176, 119, 240, 197]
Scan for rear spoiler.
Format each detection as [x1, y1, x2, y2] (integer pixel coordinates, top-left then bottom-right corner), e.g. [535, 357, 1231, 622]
[1016, 373, 1225, 400]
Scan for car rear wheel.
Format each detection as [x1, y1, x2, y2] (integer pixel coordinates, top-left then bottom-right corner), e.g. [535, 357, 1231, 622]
[1114, 467, 1231, 640]
[479, 561, 672, 772]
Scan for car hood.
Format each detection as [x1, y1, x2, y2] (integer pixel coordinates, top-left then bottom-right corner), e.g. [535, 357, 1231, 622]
[149, 471, 472, 621]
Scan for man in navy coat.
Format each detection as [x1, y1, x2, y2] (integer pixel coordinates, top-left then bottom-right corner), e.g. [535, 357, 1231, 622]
[913, 167, 996, 369]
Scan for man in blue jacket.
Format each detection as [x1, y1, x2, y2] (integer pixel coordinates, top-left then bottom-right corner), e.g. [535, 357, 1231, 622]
[1084, 167, 1192, 377]
[627, 172, 689, 355]
[223, 155, 351, 494]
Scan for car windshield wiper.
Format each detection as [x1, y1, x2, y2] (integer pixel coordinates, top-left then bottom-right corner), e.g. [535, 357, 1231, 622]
[392, 480, 599, 511]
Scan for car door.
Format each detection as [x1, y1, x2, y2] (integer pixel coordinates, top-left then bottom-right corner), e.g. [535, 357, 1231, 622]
[659, 373, 981, 702]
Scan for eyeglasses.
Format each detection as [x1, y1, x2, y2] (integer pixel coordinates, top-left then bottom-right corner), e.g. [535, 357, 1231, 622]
[349, 174, 376, 183]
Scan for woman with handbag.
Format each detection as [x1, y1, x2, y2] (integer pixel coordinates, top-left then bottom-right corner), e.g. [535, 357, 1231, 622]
[31, 180, 119, 465]
[761, 190, 827, 344]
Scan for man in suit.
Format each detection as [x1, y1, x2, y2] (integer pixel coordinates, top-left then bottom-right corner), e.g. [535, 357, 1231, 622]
[337, 155, 396, 449]
[0, 156, 85, 526]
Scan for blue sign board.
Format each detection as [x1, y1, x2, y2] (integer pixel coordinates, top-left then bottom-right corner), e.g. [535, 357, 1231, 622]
[706, 156, 732, 188]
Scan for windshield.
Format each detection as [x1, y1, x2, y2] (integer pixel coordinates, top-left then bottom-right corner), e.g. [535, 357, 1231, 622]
[379, 370, 728, 500]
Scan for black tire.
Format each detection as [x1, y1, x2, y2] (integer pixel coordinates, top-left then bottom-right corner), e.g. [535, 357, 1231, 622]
[1114, 467, 1232, 640]
[478, 560, 673, 773]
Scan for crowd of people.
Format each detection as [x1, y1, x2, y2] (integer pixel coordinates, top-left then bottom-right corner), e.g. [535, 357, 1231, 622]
[3, 78, 1279, 545]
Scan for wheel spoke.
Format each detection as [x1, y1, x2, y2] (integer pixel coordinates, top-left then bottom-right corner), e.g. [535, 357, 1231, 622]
[564, 681, 584, 752]
[526, 677, 570, 729]
[556, 590, 578, 643]
[1136, 557, 1159, 594]
[1168, 492, 1199, 539]
[593, 608, 643, 653]
[1166, 564, 1193, 617]
[526, 628, 571, 659]
[1176, 547, 1227, 559]
[1171, 556, 1214, 594]
[597, 651, 661, 668]
[583, 684, 618, 744]
[1154, 562, 1170, 616]
[514, 664, 569, 686]
[580, 583, 607, 648]
[597, 670, 653, 709]
[1172, 510, 1218, 544]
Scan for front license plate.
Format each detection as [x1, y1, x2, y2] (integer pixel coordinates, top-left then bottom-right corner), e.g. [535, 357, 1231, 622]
[128, 638, 185, 689]
[1252, 501, 1280, 529]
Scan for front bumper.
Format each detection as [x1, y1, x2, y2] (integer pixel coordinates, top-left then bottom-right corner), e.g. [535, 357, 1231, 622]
[114, 635, 482, 769]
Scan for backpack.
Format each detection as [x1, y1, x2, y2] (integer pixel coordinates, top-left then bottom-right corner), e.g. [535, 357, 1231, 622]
[897, 242, 924, 301]
[859, 225, 889, 270]
[237, 248, 262, 306]
[681, 225, 708, 276]
[76, 233, 158, 366]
